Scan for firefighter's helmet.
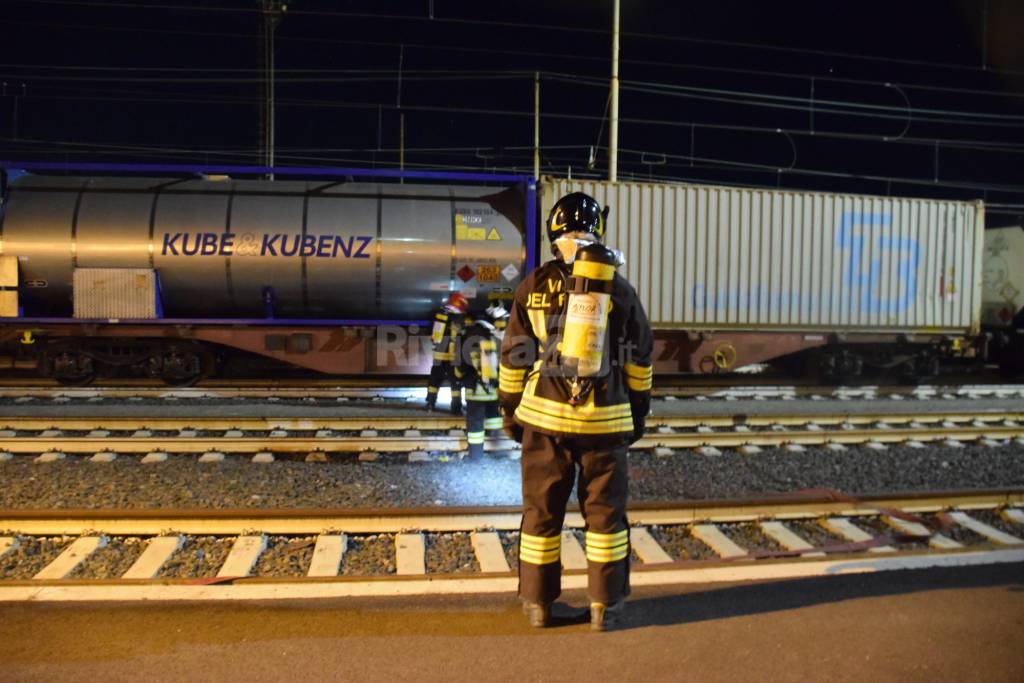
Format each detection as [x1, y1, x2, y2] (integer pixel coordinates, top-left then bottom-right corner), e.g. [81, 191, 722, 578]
[446, 291, 469, 313]
[547, 192, 607, 242]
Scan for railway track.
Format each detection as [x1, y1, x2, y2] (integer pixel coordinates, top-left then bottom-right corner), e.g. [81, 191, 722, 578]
[0, 490, 1021, 602]
[0, 412, 1021, 460]
[1, 382, 1022, 403]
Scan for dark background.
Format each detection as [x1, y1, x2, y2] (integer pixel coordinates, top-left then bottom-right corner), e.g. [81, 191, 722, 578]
[1, 0, 1022, 225]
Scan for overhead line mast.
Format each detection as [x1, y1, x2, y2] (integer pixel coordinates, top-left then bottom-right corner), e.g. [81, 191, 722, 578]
[259, 0, 286, 178]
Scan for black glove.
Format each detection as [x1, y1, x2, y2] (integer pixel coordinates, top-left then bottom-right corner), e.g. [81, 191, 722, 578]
[503, 414, 524, 443]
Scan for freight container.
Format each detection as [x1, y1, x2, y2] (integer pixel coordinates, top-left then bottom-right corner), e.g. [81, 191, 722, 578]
[541, 178, 984, 375]
[542, 178, 983, 333]
[981, 226, 1024, 327]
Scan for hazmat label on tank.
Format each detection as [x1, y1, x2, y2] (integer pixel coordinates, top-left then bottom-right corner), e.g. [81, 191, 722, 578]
[457, 265, 475, 282]
[502, 264, 519, 281]
[476, 264, 500, 283]
[455, 212, 495, 241]
[487, 227, 502, 241]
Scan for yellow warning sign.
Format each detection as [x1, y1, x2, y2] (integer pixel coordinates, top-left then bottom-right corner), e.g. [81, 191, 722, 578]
[487, 227, 501, 241]
[455, 214, 487, 241]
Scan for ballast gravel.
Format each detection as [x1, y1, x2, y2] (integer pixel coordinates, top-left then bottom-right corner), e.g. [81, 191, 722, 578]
[647, 525, 717, 561]
[68, 536, 145, 579]
[967, 509, 1024, 538]
[340, 534, 395, 575]
[716, 522, 784, 554]
[158, 537, 234, 578]
[0, 537, 71, 579]
[253, 536, 316, 577]
[784, 519, 848, 549]
[425, 533, 479, 574]
[0, 442, 1022, 510]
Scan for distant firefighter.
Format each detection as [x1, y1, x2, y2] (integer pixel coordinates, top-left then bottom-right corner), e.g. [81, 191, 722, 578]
[426, 291, 469, 415]
[500, 192, 653, 631]
[457, 303, 508, 459]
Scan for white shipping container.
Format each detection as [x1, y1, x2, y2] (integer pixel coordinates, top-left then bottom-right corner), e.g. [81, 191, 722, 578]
[73, 268, 158, 319]
[981, 226, 1024, 327]
[542, 179, 983, 335]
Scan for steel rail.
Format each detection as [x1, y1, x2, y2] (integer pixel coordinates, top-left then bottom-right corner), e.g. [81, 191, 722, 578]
[1, 424, 1021, 454]
[1, 490, 1021, 535]
[1, 411, 1021, 432]
[0, 382, 1020, 400]
[1, 490, 1021, 602]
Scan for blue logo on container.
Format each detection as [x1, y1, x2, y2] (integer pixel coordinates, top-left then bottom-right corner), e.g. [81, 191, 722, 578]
[836, 212, 919, 315]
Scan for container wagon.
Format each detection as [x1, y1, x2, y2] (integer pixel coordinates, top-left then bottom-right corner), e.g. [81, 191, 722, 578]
[541, 178, 993, 381]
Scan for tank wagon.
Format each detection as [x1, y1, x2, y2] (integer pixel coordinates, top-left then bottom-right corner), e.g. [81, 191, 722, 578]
[0, 162, 1019, 384]
[0, 163, 533, 384]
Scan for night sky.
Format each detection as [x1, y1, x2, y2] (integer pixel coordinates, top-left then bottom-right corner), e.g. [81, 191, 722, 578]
[1, 0, 1022, 225]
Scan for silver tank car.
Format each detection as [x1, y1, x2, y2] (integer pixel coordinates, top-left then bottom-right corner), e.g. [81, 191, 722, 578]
[0, 174, 526, 319]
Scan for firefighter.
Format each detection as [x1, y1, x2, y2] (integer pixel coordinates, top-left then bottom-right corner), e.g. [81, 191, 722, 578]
[426, 291, 468, 415]
[458, 304, 506, 459]
[499, 192, 653, 631]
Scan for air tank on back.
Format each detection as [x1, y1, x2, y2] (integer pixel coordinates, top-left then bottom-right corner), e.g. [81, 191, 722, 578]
[0, 174, 526, 319]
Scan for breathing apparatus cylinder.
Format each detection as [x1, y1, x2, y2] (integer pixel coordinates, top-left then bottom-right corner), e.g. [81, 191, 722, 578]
[560, 242, 619, 404]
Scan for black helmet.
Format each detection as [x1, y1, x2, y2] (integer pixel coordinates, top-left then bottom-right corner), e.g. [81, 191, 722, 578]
[547, 192, 607, 242]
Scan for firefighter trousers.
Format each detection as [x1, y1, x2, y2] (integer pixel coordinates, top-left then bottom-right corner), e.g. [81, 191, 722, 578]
[518, 427, 630, 606]
[465, 399, 502, 458]
[426, 361, 461, 409]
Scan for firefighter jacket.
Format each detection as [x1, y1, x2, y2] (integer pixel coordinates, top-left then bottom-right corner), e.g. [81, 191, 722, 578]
[431, 306, 465, 362]
[499, 259, 653, 437]
[458, 320, 500, 402]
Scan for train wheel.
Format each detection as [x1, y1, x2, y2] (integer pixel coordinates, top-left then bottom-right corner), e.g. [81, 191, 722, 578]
[157, 346, 215, 387]
[815, 349, 863, 385]
[51, 351, 97, 386]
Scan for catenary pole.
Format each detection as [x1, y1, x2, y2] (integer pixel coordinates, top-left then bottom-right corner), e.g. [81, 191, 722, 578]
[534, 72, 541, 180]
[609, 0, 620, 182]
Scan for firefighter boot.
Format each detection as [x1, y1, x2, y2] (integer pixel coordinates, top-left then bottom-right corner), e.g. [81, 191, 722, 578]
[450, 394, 463, 416]
[590, 599, 625, 632]
[522, 602, 550, 628]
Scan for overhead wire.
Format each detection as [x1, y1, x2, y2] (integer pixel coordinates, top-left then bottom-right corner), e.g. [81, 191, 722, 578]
[10, 0, 1024, 78]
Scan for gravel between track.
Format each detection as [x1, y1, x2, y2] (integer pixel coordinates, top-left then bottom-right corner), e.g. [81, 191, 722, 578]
[68, 536, 145, 579]
[158, 537, 234, 578]
[0, 537, 71, 579]
[340, 534, 396, 575]
[425, 532, 479, 574]
[0, 441, 1021, 510]
[253, 536, 316, 577]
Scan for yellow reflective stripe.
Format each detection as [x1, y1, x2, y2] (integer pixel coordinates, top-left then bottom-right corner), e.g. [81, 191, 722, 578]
[427, 386, 438, 394]
[519, 393, 631, 420]
[586, 547, 629, 563]
[515, 404, 634, 434]
[519, 547, 560, 565]
[521, 533, 561, 550]
[626, 376, 652, 392]
[467, 431, 485, 444]
[499, 365, 526, 393]
[624, 363, 652, 379]
[624, 363, 652, 391]
[526, 309, 547, 346]
[484, 417, 503, 429]
[585, 530, 628, 546]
